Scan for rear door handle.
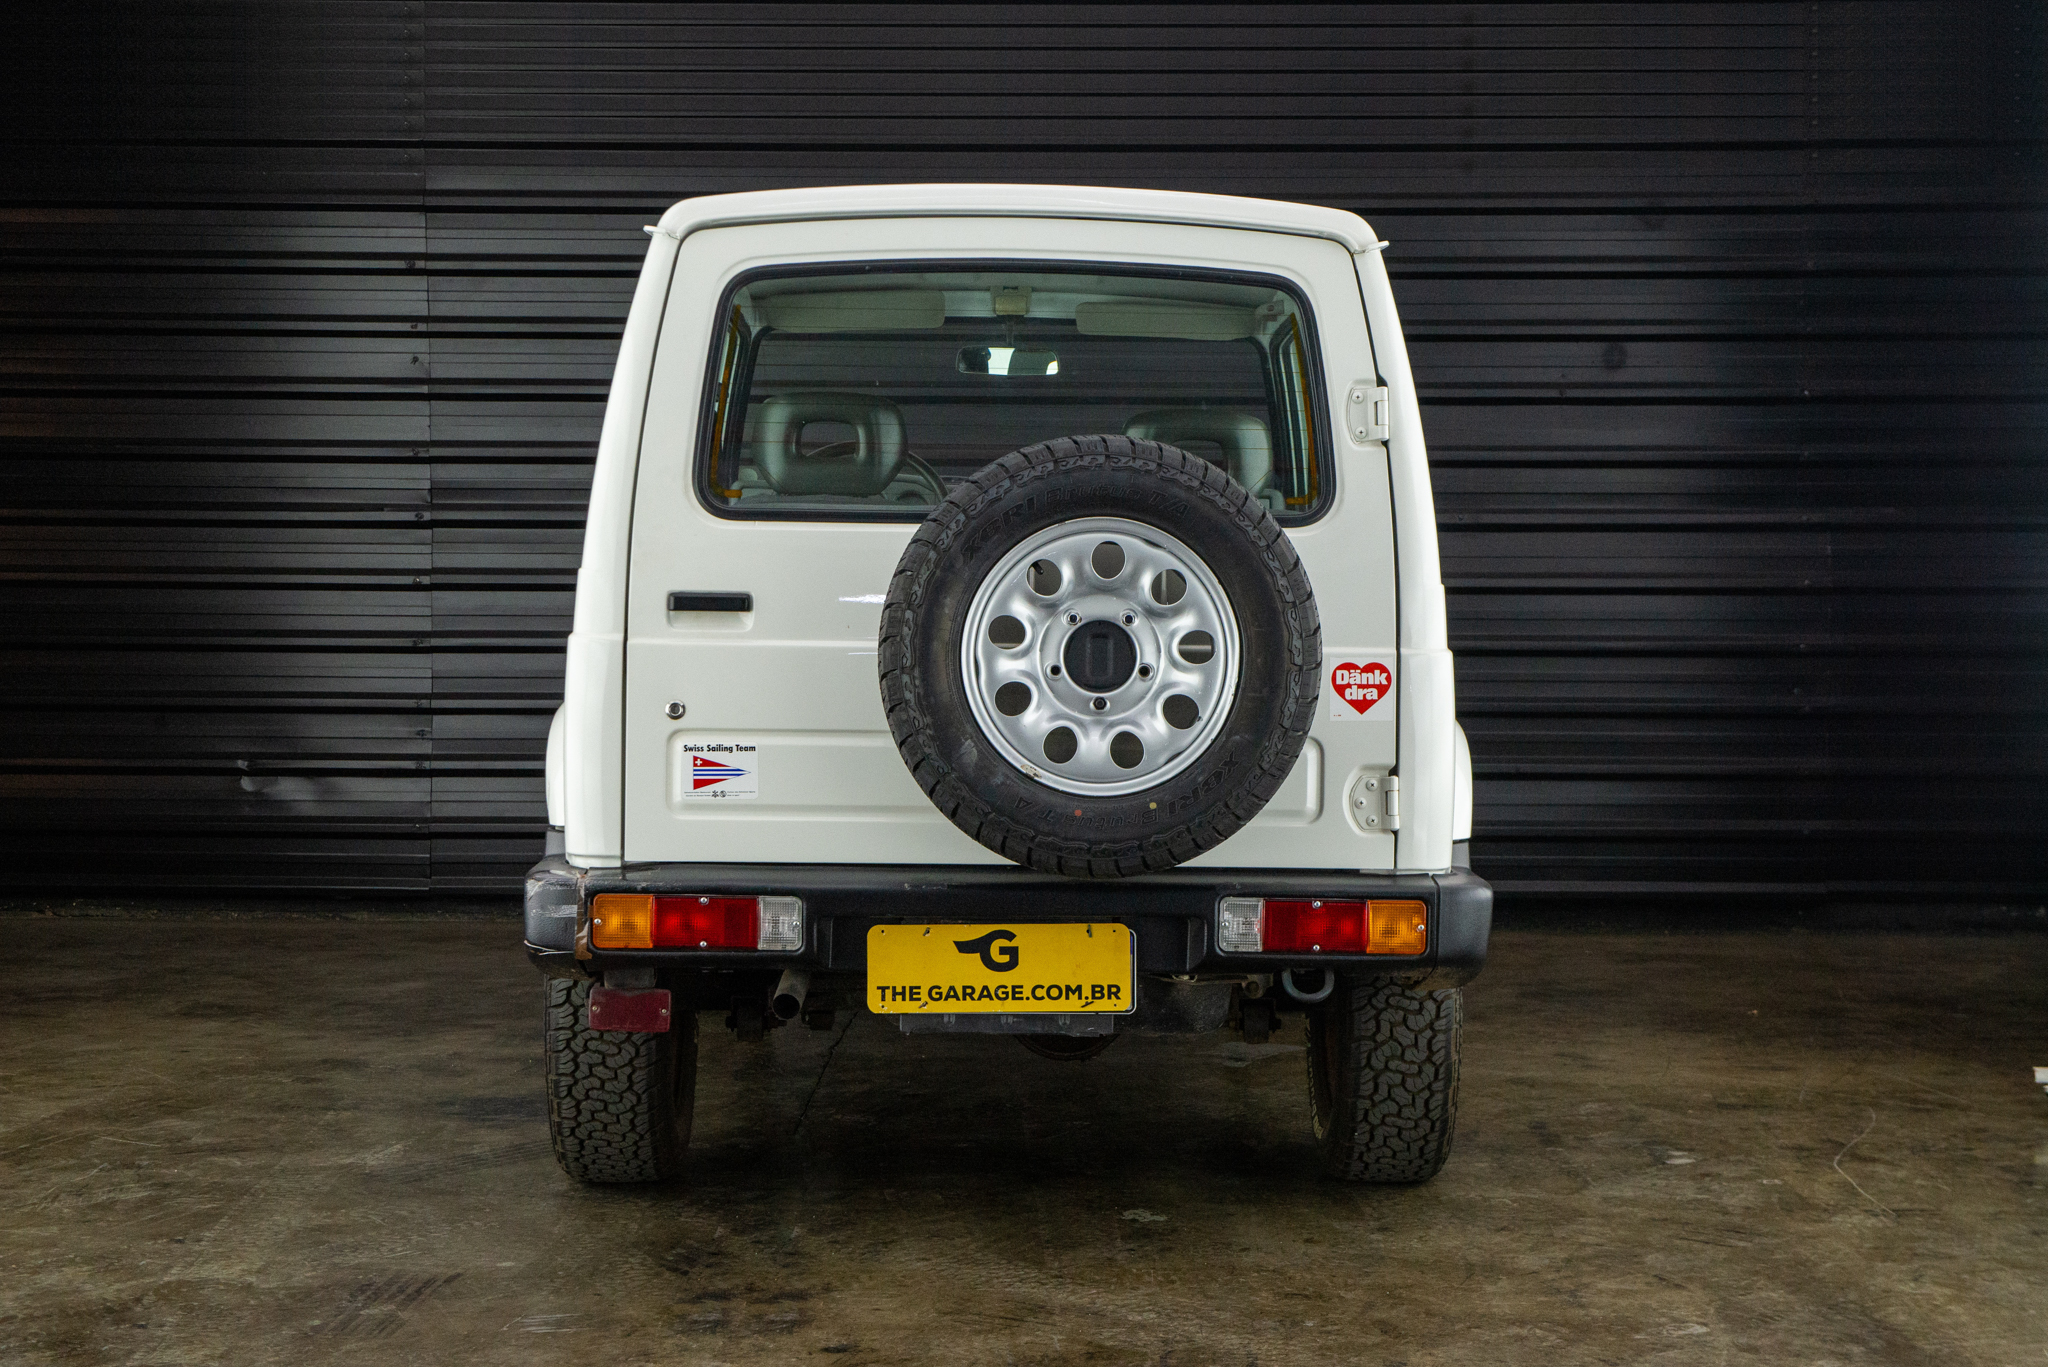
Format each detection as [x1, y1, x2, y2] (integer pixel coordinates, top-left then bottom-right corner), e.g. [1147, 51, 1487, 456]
[668, 591, 752, 612]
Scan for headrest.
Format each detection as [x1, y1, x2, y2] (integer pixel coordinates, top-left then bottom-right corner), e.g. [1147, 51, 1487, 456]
[1124, 408, 1273, 493]
[749, 392, 908, 496]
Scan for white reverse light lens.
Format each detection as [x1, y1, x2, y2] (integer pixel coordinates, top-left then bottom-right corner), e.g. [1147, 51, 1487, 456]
[755, 896, 805, 952]
[1217, 897, 1264, 953]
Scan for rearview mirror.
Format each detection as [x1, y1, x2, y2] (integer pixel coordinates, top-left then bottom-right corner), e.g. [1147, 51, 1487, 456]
[957, 345, 1059, 377]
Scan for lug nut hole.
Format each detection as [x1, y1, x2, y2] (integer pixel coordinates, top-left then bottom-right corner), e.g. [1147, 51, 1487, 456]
[1043, 727, 1078, 764]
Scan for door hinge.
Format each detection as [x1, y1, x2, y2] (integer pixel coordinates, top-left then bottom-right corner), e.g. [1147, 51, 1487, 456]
[1346, 383, 1389, 443]
[1348, 771, 1400, 832]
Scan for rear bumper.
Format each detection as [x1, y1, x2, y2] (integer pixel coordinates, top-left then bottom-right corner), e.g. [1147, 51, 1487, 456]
[525, 858, 1491, 989]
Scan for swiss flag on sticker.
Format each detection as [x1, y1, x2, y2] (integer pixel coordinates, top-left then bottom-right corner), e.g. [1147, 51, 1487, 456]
[691, 754, 750, 789]
[1331, 661, 1392, 715]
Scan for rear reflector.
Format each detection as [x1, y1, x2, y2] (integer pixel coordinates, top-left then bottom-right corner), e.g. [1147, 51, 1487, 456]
[588, 985, 672, 1033]
[589, 893, 806, 951]
[1216, 897, 1428, 956]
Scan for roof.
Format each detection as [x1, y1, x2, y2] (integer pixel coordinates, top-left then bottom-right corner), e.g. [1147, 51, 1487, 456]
[653, 184, 1383, 253]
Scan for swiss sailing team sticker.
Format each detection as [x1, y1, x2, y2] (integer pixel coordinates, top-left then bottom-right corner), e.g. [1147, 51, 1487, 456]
[1330, 661, 1392, 717]
[678, 740, 758, 799]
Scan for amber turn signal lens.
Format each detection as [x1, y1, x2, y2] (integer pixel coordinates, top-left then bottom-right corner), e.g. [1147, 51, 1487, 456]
[1368, 900, 1428, 955]
[590, 893, 654, 949]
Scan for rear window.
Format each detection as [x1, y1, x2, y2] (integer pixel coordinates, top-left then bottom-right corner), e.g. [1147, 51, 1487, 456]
[695, 263, 1330, 522]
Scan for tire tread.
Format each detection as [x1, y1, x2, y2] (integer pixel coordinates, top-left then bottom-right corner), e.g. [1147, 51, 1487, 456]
[1308, 979, 1461, 1183]
[543, 978, 695, 1184]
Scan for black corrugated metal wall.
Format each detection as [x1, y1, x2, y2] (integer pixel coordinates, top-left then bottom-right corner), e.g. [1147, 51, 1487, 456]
[2, 3, 2042, 897]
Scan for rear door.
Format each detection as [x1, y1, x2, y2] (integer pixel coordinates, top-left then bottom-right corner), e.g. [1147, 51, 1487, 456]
[622, 216, 1397, 867]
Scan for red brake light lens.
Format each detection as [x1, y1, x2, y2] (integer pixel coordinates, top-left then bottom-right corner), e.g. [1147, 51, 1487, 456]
[1263, 899, 1369, 953]
[653, 895, 757, 948]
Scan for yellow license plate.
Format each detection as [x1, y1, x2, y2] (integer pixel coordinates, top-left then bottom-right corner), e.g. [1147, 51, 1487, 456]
[867, 923, 1133, 1015]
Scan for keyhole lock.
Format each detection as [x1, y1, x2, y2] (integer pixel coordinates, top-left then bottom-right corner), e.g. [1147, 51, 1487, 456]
[665, 701, 686, 719]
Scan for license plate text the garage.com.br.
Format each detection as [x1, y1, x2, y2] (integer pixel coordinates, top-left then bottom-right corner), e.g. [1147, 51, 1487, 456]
[866, 923, 1135, 1013]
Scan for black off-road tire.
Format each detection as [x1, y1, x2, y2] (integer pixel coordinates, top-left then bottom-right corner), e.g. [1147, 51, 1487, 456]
[1306, 977, 1462, 1183]
[880, 435, 1321, 877]
[543, 978, 697, 1184]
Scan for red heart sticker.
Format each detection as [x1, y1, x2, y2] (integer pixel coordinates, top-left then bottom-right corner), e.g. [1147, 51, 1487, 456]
[1331, 661, 1391, 715]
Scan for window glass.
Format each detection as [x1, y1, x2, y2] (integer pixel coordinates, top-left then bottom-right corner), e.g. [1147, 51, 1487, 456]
[697, 265, 1328, 520]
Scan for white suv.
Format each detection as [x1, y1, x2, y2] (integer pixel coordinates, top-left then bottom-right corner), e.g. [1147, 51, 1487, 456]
[525, 185, 1490, 1185]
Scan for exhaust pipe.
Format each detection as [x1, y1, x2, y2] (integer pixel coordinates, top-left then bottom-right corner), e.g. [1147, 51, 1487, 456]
[1281, 968, 1335, 1004]
[771, 968, 810, 1021]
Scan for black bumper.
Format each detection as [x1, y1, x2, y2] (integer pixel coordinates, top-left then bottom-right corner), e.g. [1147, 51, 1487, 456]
[525, 858, 1491, 989]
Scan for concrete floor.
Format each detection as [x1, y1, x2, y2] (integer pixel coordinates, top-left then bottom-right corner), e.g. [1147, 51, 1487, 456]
[1, 915, 2044, 1366]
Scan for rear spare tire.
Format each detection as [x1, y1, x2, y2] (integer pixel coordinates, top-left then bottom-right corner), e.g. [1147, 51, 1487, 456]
[880, 435, 1321, 877]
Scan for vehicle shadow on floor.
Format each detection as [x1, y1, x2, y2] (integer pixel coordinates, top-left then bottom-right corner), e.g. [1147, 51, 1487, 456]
[641, 1009, 1353, 1203]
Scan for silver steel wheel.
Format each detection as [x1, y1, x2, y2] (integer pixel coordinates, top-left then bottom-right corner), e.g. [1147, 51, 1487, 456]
[960, 516, 1242, 797]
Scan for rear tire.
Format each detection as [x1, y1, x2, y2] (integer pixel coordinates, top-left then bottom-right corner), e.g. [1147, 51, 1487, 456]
[1305, 977, 1461, 1182]
[543, 978, 696, 1184]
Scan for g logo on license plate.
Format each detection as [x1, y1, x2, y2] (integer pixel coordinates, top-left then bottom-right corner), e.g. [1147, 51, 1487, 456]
[953, 928, 1019, 972]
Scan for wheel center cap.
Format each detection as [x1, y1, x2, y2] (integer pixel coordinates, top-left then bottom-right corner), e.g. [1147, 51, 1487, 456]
[1063, 620, 1138, 693]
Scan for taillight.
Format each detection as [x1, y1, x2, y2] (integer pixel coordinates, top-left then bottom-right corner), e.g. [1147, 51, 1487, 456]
[655, 895, 756, 948]
[1266, 899, 1369, 953]
[1215, 897, 1427, 955]
[590, 894, 804, 951]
